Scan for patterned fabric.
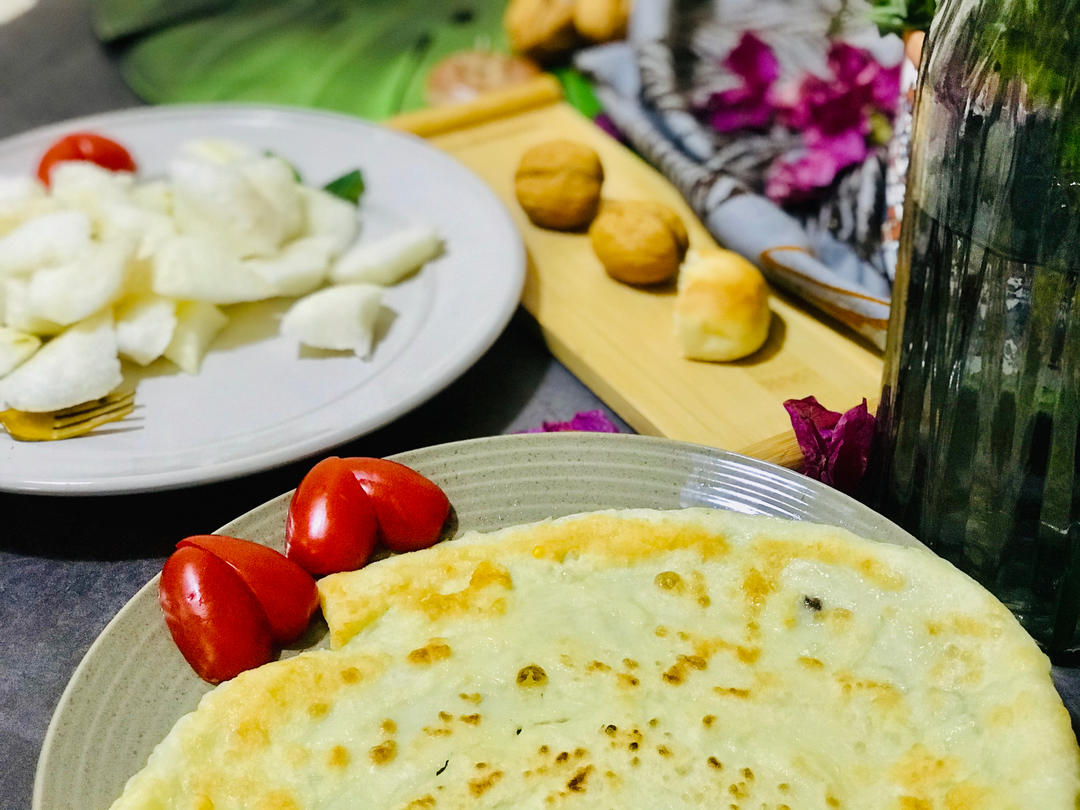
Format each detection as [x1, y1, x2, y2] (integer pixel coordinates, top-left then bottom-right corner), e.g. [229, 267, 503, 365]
[576, 0, 904, 348]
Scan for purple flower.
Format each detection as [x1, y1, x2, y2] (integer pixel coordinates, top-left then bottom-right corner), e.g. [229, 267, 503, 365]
[703, 32, 780, 133]
[783, 396, 876, 495]
[765, 129, 870, 202]
[520, 409, 620, 434]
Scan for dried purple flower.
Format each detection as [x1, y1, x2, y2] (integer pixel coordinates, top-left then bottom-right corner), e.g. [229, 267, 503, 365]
[521, 409, 621, 434]
[783, 396, 876, 495]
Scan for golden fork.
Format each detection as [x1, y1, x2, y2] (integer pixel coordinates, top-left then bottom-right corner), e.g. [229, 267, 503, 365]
[0, 388, 136, 441]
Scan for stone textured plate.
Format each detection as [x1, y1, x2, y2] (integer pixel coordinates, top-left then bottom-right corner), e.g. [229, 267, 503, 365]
[33, 433, 918, 810]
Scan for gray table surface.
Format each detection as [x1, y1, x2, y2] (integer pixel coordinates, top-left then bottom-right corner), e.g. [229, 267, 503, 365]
[1, 3, 1078, 809]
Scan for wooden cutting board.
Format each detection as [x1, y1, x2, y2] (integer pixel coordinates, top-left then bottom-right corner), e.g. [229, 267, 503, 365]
[390, 77, 884, 467]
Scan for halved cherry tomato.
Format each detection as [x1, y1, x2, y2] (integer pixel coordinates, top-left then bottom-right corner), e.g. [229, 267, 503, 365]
[177, 534, 319, 644]
[36, 131, 136, 185]
[285, 456, 378, 575]
[159, 545, 274, 683]
[341, 457, 450, 552]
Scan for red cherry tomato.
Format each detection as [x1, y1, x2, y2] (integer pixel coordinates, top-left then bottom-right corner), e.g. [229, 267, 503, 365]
[36, 131, 136, 185]
[158, 545, 274, 683]
[285, 456, 378, 575]
[341, 457, 450, 552]
[177, 534, 319, 644]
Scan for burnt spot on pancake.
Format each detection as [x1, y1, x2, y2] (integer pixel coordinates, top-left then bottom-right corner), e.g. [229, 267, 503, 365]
[468, 770, 503, 796]
[460, 713, 482, 725]
[517, 664, 547, 687]
[567, 765, 593, 792]
[707, 756, 723, 770]
[328, 745, 350, 768]
[381, 718, 397, 734]
[655, 571, 684, 591]
[340, 666, 362, 683]
[307, 702, 329, 719]
[408, 639, 452, 666]
[459, 692, 483, 704]
[369, 740, 397, 765]
[804, 595, 823, 611]
[405, 796, 435, 810]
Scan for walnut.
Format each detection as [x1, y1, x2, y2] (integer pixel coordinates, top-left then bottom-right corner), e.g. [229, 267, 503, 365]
[573, 0, 629, 43]
[589, 200, 689, 285]
[514, 140, 604, 230]
[504, 0, 578, 61]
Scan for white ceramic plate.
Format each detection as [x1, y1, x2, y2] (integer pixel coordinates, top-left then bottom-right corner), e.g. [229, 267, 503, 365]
[33, 433, 919, 810]
[0, 104, 524, 494]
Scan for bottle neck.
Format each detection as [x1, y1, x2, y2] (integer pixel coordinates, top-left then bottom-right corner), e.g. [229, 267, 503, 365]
[907, 0, 1080, 265]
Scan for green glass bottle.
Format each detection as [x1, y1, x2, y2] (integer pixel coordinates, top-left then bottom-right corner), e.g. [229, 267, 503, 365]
[869, 0, 1080, 654]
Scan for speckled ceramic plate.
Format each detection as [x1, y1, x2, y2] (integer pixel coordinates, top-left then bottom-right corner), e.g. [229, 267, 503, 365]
[33, 433, 918, 810]
[0, 104, 524, 495]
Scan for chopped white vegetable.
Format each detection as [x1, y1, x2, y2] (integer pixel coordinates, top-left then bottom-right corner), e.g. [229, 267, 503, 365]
[97, 201, 177, 259]
[245, 235, 336, 298]
[330, 225, 442, 286]
[129, 180, 172, 215]
[163, 301, 228, 374]
[280, 283, 383, 357]
[115, 294, 178, 366]
[0, 174, 45, 205]
[180, 138, 260, 165]
[2, 278, 63, 335]
[0, 310, 121, 412]
[169, 155, 300, 259]
[29, 239, 132, 326]
[0, 210, 91, 277]
[50, 162, 134, 213]
[299, 186, 358, 256]
[239, 156, 305, 244]
[152, 235, 275, 304]
[0, 326, 41, 377]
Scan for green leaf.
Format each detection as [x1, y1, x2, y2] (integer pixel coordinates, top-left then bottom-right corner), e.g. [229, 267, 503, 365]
[322, 169, 365, 204]
[99, 0, 511, 119]
[552, 67, 602, 119]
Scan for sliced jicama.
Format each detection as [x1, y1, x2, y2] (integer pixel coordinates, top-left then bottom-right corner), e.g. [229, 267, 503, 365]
[115, 295, 178, 366]
[0, 310, 121, 412]
[0, 209, 91, 277]
[0, 326, 41, 377]
[299, 186, 358, 256]
[163, 301, 228, 374]
[180, 138, 260, 166]
[239, 155, 305, 245]
[330, 225, 442, 286]
[152, 235, 275, 304]
[2, 278, 63, 336]
[0, 175, 45, 205]
[98, 201, 177, 259]
[246, 235, 336, 298]
[29, 239, 132, 326]
[49, 161, 134, 213]
[279, 283, 383, 357]
[169, 155, 299, 259]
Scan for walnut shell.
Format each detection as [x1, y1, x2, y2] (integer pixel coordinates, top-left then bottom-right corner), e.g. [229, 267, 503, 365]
[589, 200, 689, 285]
[514, 140, 604, 230]
[504, 0, 578, 61]
[573, 0, 629, 42]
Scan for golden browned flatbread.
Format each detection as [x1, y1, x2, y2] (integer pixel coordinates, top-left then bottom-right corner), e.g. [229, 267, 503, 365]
[111, 509, 1080, 809]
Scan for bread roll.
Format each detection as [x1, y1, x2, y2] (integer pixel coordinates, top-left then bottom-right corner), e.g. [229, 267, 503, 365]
[674, 249, 771, 361]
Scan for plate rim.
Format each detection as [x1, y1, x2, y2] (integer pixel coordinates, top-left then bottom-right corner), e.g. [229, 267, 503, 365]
[32, 432, 921, 810]
[0, 102, 526, 496]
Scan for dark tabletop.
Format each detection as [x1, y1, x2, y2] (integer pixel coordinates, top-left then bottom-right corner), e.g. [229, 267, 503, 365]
[1, 3, 1077, 809]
